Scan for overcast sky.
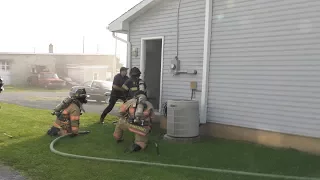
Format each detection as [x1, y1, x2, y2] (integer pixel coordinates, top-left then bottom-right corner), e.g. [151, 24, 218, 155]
[0, 0, 142, 65]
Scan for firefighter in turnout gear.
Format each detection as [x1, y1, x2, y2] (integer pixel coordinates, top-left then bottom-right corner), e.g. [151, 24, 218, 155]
[0, 76, 4, 93]
[47, 88, 88, 137]
[113, 94, 155, 152]
[122, 67, 148, 125]
[122, 67, 147, 100]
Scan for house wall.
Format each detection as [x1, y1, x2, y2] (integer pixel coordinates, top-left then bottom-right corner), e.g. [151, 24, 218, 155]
[55, 55, 121, 78]
[67, 68, 85, 83]
[207, 0, 320, 138]
[67, 68, 109, 83]
[129, 0, 206, 103]
[83, 68, 109, 82]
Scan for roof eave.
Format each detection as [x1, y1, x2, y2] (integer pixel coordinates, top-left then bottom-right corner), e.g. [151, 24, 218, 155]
[107, 0, 160, 33]
[107, 21, 129, 34]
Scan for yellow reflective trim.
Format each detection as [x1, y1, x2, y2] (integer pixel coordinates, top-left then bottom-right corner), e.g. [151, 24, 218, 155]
[128, 124, 148, 133]
[122, 85, 129, 90]
[130, 87, 138, 91]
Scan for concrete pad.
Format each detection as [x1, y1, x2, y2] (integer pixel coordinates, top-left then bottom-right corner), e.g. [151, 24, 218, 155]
[163, 134, 201, 143]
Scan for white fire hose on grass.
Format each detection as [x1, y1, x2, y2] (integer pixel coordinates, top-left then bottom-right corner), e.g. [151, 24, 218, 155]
[50, 133, 320, 180]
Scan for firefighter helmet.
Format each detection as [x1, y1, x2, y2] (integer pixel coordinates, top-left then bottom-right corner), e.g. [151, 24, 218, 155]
[69, 87, 88, 103]
[129, 67, 141, 77]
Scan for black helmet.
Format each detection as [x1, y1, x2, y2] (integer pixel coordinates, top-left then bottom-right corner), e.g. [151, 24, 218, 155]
[130, 67, 141, 77]
[69, 87, 88, 103]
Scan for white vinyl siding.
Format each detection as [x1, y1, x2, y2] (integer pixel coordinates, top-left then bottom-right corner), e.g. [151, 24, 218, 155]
[129, 0, 205, 103]
[208, 0, 320, 138]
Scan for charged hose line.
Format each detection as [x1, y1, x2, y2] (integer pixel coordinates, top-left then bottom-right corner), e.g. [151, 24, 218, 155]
[50, 133, 320, 180]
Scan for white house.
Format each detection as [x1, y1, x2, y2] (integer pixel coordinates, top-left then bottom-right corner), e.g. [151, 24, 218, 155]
[108, 0, 320, 155]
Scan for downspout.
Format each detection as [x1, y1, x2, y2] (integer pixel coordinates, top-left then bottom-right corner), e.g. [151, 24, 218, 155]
[112, 32, 132, 68]
[200, 0, 213, 124]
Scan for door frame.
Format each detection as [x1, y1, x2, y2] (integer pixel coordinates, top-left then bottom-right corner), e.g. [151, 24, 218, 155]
[140, 36, 164, 111]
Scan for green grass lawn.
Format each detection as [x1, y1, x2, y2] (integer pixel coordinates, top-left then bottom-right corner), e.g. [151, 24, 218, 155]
[3, 86, 69, 92]
[0, 103, 320, 180]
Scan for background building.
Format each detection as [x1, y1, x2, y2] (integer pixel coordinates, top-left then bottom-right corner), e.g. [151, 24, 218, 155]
[0, 52, 122, 85]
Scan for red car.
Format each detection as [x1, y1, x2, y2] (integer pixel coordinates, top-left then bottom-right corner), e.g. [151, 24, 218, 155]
[27, 72, 66, 89]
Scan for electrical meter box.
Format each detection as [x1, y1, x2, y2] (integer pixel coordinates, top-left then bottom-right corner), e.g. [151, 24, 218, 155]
[190, 81, 197, 90]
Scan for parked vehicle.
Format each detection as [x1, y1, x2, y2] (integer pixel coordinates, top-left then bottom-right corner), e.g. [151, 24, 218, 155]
[27, 71, 66, 89]
[70, 80, 112, 103]
[60, 77, 79, 87]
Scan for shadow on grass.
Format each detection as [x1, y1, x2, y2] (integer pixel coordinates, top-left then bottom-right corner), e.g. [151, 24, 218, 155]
[1, 103, 320, 180]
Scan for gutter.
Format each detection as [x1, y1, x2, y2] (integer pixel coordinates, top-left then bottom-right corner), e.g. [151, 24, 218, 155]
[200, 0, 213, 124]
[112, 32, 132, 68]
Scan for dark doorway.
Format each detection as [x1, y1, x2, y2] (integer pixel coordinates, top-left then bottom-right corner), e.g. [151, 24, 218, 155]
[144, 39, 162, 110]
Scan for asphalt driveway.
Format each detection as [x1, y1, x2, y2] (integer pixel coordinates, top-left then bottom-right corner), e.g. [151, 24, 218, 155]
[0, 91, 120, 116]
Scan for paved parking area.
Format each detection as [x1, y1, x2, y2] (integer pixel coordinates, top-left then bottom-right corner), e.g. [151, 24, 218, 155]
[0, 164, 25, 180]
[0, 91, 120, 116]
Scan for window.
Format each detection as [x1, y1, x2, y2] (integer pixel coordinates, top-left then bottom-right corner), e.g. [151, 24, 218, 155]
[93, 73, 98, 80]
[92, 81, 100, 88]
[100, 81, 112, 90]
[82, 81, 92, 87]
[40, 73, 58, 79]
[0, 60, 10, 71]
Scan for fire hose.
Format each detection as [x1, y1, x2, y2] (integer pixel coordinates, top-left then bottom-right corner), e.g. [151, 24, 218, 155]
[49, 133, 320, 180]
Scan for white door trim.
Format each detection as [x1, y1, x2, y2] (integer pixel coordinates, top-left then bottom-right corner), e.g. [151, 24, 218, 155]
[140, 36, 164, 112]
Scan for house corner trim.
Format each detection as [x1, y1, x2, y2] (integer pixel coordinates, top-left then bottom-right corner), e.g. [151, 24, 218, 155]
[200, 0, 212, 124]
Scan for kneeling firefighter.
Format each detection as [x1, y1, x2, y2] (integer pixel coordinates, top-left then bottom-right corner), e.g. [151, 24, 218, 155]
[0, 76, 4, 93]
[47, 87, 88, 137]
[113, 93, 155, 152]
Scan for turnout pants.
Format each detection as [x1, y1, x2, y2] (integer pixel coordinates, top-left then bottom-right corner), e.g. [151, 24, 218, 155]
[100, 95, 126, 121]
[113, 117, 150, 149]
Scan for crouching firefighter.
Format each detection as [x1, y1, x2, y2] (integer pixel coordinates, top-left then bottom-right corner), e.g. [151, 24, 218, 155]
[47, 88, 88, 137]
[113, 93, 155, 152]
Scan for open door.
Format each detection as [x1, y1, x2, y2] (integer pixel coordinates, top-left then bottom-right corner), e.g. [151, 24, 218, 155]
[140, 37, 164, 110]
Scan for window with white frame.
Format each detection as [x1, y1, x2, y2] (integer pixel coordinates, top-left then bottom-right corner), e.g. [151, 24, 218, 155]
[0, 60, 10, 71]
[93, 73, 98, 80]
